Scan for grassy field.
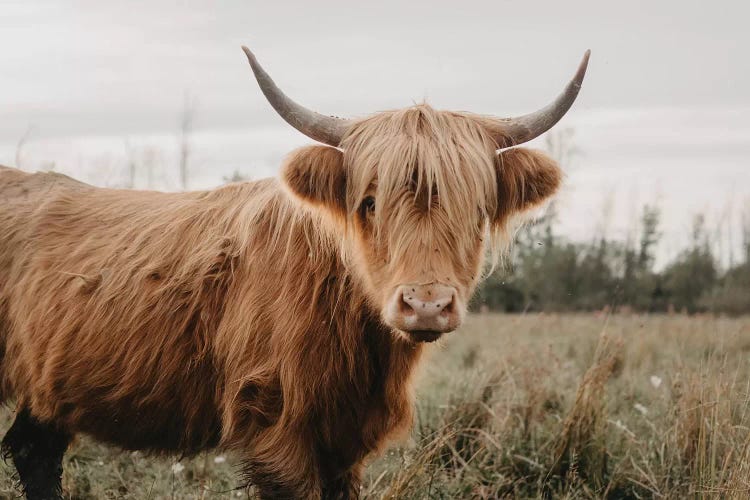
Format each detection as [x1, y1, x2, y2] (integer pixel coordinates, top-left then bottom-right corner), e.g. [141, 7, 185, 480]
[1, 313, 749, 499]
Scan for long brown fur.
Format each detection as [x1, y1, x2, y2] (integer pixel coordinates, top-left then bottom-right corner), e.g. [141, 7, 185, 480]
[0, 104, 561, 498]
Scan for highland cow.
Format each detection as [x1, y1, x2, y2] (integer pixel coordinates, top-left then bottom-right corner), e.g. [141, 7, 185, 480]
[0, 47, 589, 499]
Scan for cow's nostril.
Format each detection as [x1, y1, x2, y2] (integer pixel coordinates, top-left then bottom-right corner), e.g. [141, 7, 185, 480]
[440, 295, 455, 314]
[399, 292, 415, 314]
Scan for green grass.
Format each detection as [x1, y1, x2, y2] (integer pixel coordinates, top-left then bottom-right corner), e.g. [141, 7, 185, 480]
[1, 313, 749, 498]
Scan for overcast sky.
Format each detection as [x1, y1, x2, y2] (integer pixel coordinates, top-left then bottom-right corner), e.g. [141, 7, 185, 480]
[1, 0, 749, 265]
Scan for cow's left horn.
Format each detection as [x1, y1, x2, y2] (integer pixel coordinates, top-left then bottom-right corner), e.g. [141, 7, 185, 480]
[242, 46, 351, 147]
[488, 50, 590, 148]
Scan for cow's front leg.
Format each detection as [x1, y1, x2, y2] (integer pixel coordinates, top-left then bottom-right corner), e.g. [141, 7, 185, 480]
[245, 451, 362, 499]
[243, 435, 324, 499]
[321, 466, 363, 500]
[244, 457, 313, 499]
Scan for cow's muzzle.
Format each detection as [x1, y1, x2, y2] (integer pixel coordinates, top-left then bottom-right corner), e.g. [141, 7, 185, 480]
[384, 283, 461, 342]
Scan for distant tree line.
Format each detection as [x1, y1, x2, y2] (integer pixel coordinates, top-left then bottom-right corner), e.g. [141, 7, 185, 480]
[475, 204, 750, 315]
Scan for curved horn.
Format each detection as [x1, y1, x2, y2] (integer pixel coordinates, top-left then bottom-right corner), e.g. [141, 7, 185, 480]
[242, 46, 351, 147]
[489, 50, 590, 148]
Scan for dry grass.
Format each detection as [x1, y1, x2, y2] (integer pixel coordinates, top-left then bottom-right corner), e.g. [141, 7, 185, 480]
[1, 313, 749, 499]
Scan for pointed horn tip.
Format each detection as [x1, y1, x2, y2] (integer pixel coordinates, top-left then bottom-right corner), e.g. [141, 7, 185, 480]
[581, 49, 591, 68]
[241, 46, 257, 64]
[576, 50, 591, 81]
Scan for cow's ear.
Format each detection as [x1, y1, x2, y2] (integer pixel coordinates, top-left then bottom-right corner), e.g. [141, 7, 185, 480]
[494, 147, 562, 225]
[282, 145, 347, 216]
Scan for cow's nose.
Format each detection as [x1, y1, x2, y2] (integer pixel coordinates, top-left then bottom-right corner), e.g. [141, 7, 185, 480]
[400, 286, 454, 319]
[388, 283, 460, 340]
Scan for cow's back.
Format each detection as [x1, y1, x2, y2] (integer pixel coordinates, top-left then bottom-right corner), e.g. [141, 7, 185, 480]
[0, 165, 86, 270]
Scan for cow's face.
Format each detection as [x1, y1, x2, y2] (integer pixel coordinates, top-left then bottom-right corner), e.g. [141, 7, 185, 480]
[282, 106, 562, 343]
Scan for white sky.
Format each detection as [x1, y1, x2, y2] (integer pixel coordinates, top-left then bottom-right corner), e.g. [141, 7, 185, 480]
[1, 0, 749, 266]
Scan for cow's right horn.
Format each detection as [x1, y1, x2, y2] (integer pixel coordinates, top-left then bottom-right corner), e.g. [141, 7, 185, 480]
[242, 46, 351, 147]
[485, 50, 590, 149]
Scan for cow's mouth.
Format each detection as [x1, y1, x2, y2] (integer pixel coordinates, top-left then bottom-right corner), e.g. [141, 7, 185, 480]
[405, 330, 444, 343]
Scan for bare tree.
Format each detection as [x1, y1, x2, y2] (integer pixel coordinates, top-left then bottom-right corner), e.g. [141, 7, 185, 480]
[124, 140, 136, 189]
[223, 170, 250, 184]
[15, 125, 36, 169]
[178, 92, 196, 191]
[545, 127, 580, 169]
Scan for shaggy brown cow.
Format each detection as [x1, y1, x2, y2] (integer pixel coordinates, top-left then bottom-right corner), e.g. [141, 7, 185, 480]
[0, 47, 588, 499]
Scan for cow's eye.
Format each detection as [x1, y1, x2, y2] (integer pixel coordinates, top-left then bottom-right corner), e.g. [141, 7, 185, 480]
[362, 196, 376, 214]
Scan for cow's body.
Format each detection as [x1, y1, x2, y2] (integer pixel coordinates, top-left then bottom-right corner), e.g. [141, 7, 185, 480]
[0, 165, 421, 497]
[0, 46, 588, 499]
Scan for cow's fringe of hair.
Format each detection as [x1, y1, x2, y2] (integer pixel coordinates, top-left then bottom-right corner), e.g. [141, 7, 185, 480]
[342, 104, 506, 272]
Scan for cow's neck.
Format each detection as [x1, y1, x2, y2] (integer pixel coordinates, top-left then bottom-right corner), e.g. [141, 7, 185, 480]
[312, 272, 426, 461]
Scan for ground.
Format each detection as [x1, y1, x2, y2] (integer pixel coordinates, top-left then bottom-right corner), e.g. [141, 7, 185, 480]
[1, 313, 749, 499]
